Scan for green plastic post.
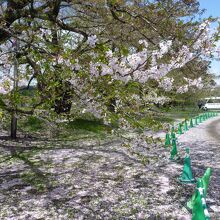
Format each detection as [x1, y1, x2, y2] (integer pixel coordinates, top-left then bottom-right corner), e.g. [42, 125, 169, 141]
[201, 168, 212, 198]
[165, 133, 171, 147]
[187, 178, 203, 209]
[197, 116, 200, 124]
[199, 115, 203, 123]
[170, 139, 179, 160]
[179, 148, 195, 183]
[171, 131, 176, 140]
[184, 120, 189, 131]
[170, 126, 175, 138]
[190, 118, 194, 128]
[195, 117, 198, 125]
[192, 179, 211, 220]
[187, 169, 212, 210]
[177, 123, 183, 134]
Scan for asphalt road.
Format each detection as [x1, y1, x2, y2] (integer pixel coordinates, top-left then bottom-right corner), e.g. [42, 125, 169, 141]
[207, 117, 220, 141]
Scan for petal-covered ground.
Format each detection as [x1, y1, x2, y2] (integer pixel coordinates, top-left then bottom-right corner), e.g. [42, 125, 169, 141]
[0, 116, 220, 220]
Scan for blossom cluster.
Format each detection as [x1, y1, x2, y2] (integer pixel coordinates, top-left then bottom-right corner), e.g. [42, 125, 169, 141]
[184, 77, 203, 89]
[86, 19, 217, 94]
[89, 39, 175, 84]
[176, 85, 189, 94]
[87, 35, 98, 48]
[0, 75, 13, 94]
[88, 30, 212, 93]
[176, 77, 203, 93]
[193, 20, 215, 56]
[158, 77, 174, 91]
[144, 91, 171, 105]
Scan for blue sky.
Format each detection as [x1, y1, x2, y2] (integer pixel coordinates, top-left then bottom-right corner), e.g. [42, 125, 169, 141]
[199, 0, 220, 84]
[199, 0, 220, 18]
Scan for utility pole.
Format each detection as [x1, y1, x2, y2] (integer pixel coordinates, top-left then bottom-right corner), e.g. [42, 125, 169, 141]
[11, 38, 18, 139]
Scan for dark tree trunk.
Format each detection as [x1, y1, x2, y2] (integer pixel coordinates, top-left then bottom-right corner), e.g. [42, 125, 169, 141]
[10, 38, 19, 139]
[10, 112, 17, 139]
[54, 80, 72, 114]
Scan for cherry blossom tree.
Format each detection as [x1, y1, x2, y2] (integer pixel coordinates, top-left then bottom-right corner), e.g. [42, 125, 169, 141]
[0, 0, 219, 140]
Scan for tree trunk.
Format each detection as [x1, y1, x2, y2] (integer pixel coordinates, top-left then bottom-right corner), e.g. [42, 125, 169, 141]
[10, 112, 17, 139]
[10, 38, 18, 139]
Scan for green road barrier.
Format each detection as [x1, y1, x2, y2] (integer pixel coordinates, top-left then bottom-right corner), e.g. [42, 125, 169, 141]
[171, 131, 176, 140]
[165, 133, 171, 147]
[167, 111, 216, 141]
[191, 179, 211, 220]
[178, 123, 183, 135]
[170, 138, 179, 161]
[199, 115, 203, 123]
[179, 148, 195, 183]
[187, 168, 212, 209]
[187, 178, 203, 210]
[184, 120, 189, 131]
[201, 168, 212, 198]
[190, 118, 194, 128]
[195, 117, 198, 125]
